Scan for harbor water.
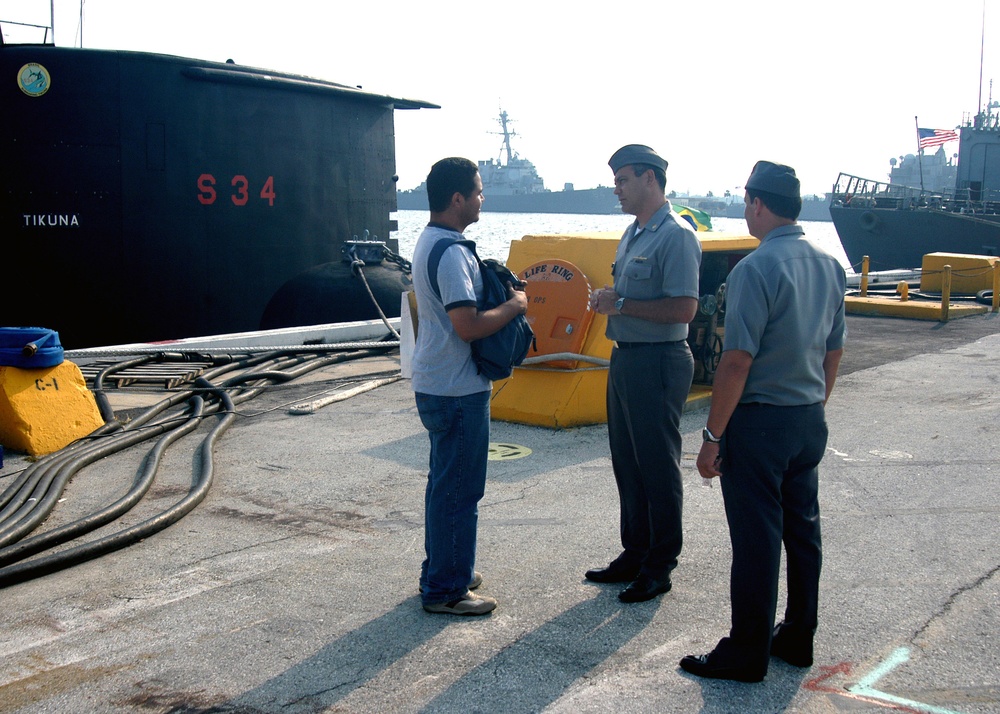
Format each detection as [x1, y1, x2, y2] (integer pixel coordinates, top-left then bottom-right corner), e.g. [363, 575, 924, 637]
[392, 209, 854, 273]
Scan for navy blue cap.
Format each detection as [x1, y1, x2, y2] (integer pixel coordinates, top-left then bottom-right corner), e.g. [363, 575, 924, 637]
[608, 144, 668, 173]
[745, 160, 800, 199]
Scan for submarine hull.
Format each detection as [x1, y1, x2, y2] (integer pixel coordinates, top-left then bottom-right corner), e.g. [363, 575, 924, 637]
[2, 46, 411, 348]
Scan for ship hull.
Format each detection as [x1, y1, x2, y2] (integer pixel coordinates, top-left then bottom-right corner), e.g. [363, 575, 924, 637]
[830, 204, 1000, 271]
[2, 45, 424, 348]
[723, 199, 831, 222]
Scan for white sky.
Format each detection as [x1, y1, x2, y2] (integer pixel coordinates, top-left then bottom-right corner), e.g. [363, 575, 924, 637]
[6, 0, 999, 197]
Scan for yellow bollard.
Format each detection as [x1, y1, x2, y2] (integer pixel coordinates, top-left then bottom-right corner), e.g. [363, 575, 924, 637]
[0, 361, 104, 455]
[993, 261, 999, 313]
[897, 280, 909, 301]
[940, 264, 952, 322]
[860, 256, 870, 297]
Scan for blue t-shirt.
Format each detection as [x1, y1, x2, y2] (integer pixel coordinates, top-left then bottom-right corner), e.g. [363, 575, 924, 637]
[410, 224, 491, 396]
[723, 224, 847, 406]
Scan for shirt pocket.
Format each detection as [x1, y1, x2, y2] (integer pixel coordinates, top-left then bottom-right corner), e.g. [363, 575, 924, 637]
[623, 260, 660, 299]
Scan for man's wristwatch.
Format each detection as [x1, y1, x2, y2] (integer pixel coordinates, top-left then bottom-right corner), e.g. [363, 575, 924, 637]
[702, 427, 722, 443]
[614, 296, 625, 313]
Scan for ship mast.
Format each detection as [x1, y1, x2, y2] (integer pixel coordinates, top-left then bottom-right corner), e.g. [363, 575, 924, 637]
[978, 0, 986, 114]
[497, 110, 515, 166]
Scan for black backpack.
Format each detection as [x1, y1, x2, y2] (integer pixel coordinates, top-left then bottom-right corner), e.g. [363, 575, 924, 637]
[427, 236, 535, 381]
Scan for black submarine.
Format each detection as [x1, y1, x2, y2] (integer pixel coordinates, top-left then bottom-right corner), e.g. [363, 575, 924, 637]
[2, 37, 436, 348]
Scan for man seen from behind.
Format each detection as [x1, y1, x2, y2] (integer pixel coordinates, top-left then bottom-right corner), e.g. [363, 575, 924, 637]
[681, 160, 846, 682]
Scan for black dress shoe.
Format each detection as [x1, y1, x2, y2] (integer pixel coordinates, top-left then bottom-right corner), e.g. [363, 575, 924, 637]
[585, 560, 640, 584]
[771, 622, 814, 667]
[618, 574, 671, 602]
[679, 652, 765, 683]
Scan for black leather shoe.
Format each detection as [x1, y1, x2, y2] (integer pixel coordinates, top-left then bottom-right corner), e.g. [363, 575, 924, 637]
[679, 652, 765, 683]
[771, 622, 814, 667]
[618, 574, 671, 602]
[585, 560, 640, 584]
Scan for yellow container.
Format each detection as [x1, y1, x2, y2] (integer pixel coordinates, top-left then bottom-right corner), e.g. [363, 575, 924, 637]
[492, 231, 757, 428]
[920, 252, 999, 294]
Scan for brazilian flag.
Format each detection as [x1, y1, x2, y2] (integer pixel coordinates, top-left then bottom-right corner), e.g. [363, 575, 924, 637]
[673, 204, 712, 232]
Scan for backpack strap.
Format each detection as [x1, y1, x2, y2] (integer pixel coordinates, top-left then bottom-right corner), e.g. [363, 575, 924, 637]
[428, 236, 479, 300]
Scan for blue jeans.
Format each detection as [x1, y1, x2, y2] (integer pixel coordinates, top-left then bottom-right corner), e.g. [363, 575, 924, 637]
[415, 390, 491, 605]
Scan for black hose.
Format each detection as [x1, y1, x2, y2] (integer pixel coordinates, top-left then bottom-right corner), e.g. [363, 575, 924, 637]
[0, 387, 219, 545]
[92, 354, 158, 423]
[0, 385, 235, 588]
[0, 352, 271, 537]
[0, 346, 391, 588]
[0, 396, 205, 567]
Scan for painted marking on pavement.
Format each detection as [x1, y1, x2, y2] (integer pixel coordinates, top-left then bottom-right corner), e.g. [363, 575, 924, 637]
[803, 651, 964, 714]
[848, 647, 964, 714]
[488, 443, 532, 461]
[804, 661, 853, 693]
[869, 449, 913, 460]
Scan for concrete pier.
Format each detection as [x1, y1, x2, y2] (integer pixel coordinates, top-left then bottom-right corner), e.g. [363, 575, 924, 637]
[1, 313, 998, 713]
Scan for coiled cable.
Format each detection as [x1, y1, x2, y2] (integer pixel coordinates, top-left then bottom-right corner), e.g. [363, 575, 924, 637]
[0, 342, 397, 589]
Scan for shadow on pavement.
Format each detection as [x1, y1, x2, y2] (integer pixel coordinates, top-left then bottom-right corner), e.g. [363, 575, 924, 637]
[421, 589, 657, 713]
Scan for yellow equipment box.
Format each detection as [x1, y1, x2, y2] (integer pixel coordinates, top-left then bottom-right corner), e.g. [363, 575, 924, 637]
[920, 252, 999, 294]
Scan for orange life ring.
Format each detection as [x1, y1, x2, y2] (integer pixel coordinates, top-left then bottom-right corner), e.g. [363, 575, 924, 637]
[520, 259, 594, 369]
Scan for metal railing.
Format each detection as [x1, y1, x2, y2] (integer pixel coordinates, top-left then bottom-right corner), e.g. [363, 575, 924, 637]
[831, 173, 1000, 216]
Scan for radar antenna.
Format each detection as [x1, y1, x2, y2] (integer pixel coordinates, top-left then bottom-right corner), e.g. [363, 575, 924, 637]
[494, 110, 518, 166]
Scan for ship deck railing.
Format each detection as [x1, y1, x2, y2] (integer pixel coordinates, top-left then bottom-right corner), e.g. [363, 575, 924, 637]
[831, 172, 1000, 217]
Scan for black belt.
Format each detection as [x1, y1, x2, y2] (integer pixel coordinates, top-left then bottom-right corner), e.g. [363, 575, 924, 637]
[738, 401, 821, 408]
[615, 340, 686, 349]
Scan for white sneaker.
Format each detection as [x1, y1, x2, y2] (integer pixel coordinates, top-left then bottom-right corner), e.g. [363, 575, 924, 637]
[423, 590, 497, 616]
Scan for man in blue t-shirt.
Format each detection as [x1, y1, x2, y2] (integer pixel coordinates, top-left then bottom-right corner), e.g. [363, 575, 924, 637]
[410, 157, 527, 616]
[681, 161, 847, 682]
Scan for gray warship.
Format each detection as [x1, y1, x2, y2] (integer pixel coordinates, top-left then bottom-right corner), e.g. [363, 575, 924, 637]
[397, 110, 620, 215]
[829, 107, 1000, 270]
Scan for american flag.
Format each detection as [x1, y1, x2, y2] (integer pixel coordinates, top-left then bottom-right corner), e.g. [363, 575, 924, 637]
[917, 128, 959, 150]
